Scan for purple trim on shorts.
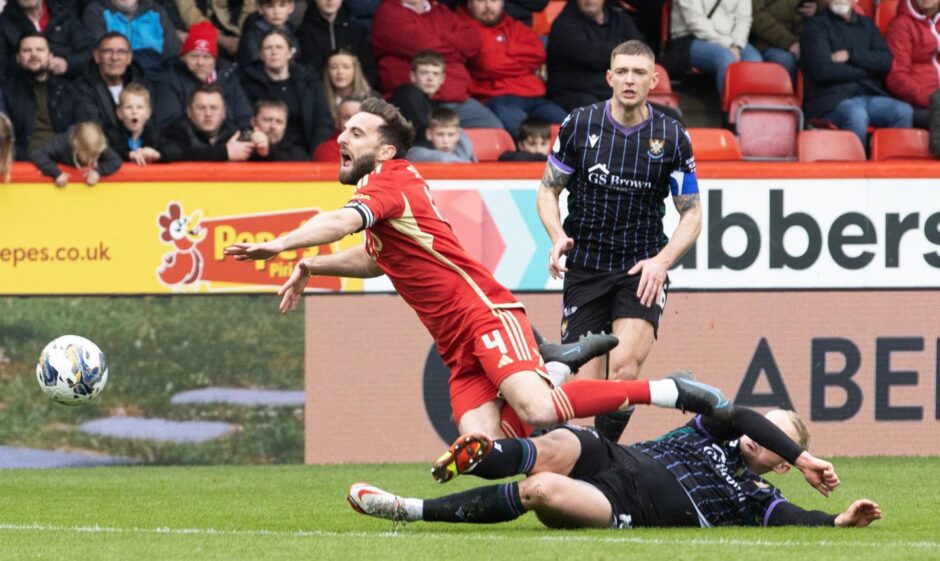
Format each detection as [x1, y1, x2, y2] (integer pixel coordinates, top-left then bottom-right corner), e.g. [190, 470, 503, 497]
[694, 415, 717, 441]
[764, 498, 786, 526]
[548, 154, 574, 174]
[604, 100, 652, 137]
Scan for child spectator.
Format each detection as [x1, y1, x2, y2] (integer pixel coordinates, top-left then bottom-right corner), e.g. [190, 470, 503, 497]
[106, 83, 162, 165]
[498, 117, 551, 162]
[406, 107, 476, 163]
[30, 122, 122, 187]
[0, 112, 12, 182]
[388, 50, 444, 138]
[322, 48, 375, 125]
[236, 0, 298, 69]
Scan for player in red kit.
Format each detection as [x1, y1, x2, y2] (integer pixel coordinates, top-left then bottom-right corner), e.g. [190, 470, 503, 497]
[224, 98, 730, 450]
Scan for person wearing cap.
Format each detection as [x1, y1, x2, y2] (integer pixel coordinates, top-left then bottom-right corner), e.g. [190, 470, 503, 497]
[153, 21, 253, 129]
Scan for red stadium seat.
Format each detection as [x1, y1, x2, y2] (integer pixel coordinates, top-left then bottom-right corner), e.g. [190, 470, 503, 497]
[797, 130, 866, 162]
[737, 108, 802, 160]
[722, 62, 800, 124]
[870, 128, 933, 160]
[687, 128, 742, 161]
[533, 1, 565, 36]
[465, 128, 517, 161]
[550, 123, 560, 145]
[876, 0, 899, 35]
[650, 63, 680, 108]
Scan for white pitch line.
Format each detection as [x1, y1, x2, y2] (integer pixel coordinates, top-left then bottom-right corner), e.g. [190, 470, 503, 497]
[0, 523, 937, 549]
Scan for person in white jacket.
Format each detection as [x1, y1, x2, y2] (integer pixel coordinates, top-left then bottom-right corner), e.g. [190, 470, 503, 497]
[670, 0, 762, 97]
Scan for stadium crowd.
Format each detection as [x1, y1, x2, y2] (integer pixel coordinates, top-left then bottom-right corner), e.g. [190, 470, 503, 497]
[1, 0, 939, 183]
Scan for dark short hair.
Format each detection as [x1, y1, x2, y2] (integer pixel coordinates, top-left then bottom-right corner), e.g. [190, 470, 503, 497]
[610, 39, 655, 66]
[428, 107, 460, 129]
[411, 50, 444, 71]
[359, 97, 415, 158]
[518, 118, 552, 142]
[96, 31, 131, 50]
[17, 31, 48, 52]
[188, 82, 225, 107]
[258, 28, 295, 53]
[254, 98, 288, 116]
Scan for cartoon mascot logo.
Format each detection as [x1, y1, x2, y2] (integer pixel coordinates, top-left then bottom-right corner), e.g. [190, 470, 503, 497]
[157, 202, 207, 288]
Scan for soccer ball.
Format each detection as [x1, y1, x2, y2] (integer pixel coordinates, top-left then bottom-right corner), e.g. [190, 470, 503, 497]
[36, 335, 109, 406]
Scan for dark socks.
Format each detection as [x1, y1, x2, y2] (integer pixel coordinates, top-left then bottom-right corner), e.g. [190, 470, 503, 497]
[594, 405, 635, 442]
[470, 438, 538, 479]
[422, 482, 526, 523]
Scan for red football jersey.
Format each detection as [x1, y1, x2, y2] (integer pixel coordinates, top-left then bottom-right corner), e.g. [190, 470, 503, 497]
[345, 159, 523, 353]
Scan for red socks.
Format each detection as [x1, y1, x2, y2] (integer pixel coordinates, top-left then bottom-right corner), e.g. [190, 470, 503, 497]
[550, 379, 651, 423]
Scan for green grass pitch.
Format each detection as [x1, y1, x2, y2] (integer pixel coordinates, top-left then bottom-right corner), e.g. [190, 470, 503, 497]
[2, 457, 939, 561]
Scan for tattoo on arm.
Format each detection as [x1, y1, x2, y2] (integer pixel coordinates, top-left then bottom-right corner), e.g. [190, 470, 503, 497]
[674, 193, 700, 213]
[541, 164, 572, 191]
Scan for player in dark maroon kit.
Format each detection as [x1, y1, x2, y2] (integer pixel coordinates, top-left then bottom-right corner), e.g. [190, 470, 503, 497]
[224, 97, 730, 446]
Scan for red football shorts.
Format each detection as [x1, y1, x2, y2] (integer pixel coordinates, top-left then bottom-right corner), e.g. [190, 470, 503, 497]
[448, 308, 547, 426]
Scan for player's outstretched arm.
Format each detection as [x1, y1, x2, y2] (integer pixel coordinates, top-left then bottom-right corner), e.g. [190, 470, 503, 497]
[224, 208, 364, 261]
[276, 246, 382, 314]
[794, 451, 840, 497]
[536, 163, 573, 279]
[629, 193, 702, 307]
[834, 499, 882, 527]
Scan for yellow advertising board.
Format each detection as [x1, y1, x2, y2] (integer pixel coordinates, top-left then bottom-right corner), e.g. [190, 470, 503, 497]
[0, 181, 362, 294]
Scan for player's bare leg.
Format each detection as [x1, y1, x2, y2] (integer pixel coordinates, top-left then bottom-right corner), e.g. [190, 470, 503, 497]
[456, 399, 505, 438]
[519, 472, 613, 529]
[594, 317, 655, 442]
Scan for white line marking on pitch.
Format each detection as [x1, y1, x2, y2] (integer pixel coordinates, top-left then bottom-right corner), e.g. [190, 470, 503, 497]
[0, 523, 936, 549]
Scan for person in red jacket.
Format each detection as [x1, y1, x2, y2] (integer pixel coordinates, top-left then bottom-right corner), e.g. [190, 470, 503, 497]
[460, 0, 566, 138]
[371, 0, 502, 128]
[885, 0, 940, 128]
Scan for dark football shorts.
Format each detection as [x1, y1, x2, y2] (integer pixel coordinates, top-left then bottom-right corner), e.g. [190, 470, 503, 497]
[559, 425, 698, 528]
[560, 263, 668, 343]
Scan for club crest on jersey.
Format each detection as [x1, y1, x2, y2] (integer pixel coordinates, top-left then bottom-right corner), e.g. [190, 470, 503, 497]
[648, 138, 665, 158]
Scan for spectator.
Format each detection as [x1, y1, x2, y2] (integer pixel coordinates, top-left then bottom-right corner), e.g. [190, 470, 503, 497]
[670, 0, 762, 98]
[322, 48, 376, 124]
[3, 32, 84, 159]
[236, 0, 298, 68]
[153, 21, 253, 129]
[0, 0, 93, 80]
[106, 83, 163, 164]
[0, 112, 12, 182]
[29, 122, 122, 187]
[156, 83, 267, 161]
[249, 99, 310, 160]
[312, 92, 367, 161]
[546, 0, 645, 112]
[498, 117, 551, 161]
[83, 0, 182, 77]
[342, 0, 379, 29]
[460, 0, 567, 138]
[801, 0, 912, 146]
[438, 0, 548, 26]
[175, 0, 256, 57]
[885, 0, 940, 129]
[240, 29, 332, 152]
[76, 32, 151, 134]
[750, 0, 816, 84]
[930, 89, 940, 156]
[296, 0, 377, 85]
[371, 0, 503, 128]
[406, 106, 477, 162]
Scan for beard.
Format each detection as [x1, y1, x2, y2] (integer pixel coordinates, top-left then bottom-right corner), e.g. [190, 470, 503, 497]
[338, 151, 377, 185]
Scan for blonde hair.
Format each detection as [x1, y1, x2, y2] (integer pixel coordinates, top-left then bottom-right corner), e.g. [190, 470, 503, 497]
[119, 82, 151, 108]
[323, 49, 372, 126]
[0, 113, 12, 183]
[784, 410, 810, 449]
[70, 122, 108, 166]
